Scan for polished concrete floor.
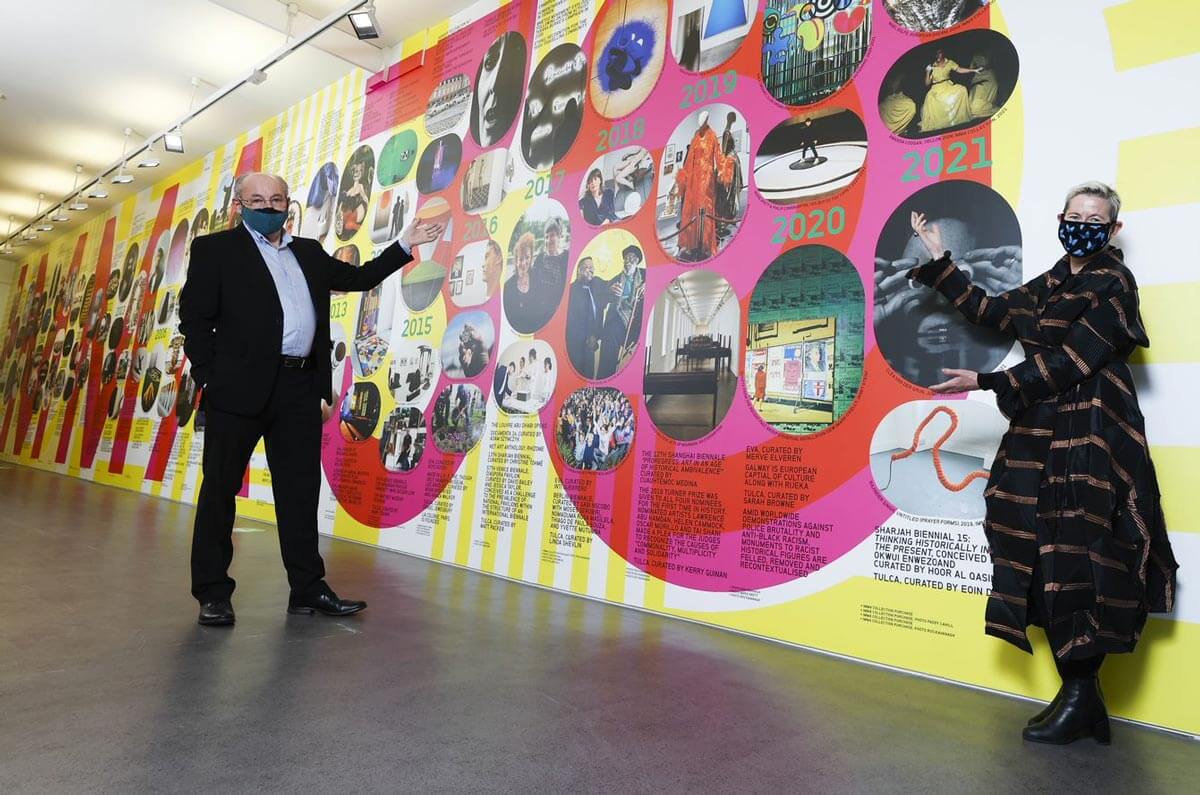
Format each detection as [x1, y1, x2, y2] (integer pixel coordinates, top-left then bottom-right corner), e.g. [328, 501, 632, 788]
[1, 465, 1196, 792]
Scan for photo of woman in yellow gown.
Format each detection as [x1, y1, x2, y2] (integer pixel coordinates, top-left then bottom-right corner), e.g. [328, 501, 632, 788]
[968, 53, 999, 118]
[919, 49, 981, 133]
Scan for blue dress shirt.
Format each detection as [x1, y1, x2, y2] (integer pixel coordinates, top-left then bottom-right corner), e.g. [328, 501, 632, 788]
[244, 222, 317, 357]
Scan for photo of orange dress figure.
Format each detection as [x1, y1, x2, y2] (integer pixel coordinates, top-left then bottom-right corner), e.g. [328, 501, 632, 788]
[671, 110, 733, 262]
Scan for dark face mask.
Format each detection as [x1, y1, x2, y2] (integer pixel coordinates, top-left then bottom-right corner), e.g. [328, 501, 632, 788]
[242, 206, 287, 236]
[1058, 219, 1113, 258]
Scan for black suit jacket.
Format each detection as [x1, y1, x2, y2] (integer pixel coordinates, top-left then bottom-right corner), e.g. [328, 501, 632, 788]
[179, 225, 412, 416]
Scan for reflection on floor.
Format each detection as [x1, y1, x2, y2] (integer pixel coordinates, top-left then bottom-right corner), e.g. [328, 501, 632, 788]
[645, 362, 736, 441]
[870, 448, 988, 519]
[2, 465, 1195, 791]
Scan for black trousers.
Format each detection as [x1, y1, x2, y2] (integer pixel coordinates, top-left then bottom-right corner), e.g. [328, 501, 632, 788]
[191, 363, 326, 603]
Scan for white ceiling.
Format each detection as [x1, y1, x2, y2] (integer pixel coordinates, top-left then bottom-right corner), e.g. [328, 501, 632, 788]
[668, 271, 734, 328]
[0, 0, 481, 270]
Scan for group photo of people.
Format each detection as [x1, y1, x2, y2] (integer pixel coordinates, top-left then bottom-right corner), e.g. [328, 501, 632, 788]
[503, 199, 571, 334]
[440, 310, 495, 379]
[380, 407, 426, 473]
[878, 28, 1018, 138]
[556, 387, 635, 472]
[578, 146, 654, 227]
[431, 383, 487, 454]
[492, 339, 557, 415]
[335, 145, 375, 241]
[565, 231, 646, 380]
[655, 105, 749, 262]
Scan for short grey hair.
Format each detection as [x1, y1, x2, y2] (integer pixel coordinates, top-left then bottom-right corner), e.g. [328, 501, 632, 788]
[233, 172, 289, 199]
[1063, 180, 1121, 220]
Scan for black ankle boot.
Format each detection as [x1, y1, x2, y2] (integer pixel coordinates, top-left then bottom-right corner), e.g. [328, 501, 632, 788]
[1022, 678, 1110, 745]
[1027, 680, 1105, 726]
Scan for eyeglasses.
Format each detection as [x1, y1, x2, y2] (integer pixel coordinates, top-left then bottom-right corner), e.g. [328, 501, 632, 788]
[239, 196, 288, 210]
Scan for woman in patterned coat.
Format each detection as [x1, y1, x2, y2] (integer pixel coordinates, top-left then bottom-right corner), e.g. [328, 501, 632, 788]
[906, 181, 1178, 746]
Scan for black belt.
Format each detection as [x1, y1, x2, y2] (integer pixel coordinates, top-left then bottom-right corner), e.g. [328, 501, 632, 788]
[281, 355, 314, 369]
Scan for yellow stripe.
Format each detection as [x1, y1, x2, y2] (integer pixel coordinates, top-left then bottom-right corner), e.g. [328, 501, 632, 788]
[479, 412, 508, 574]
[453, 442, 483, 565]
[1117, 127, 1200, 211]
[1132, 281, 1200, 364]
[1104, 0, 1200, 71]
[1151, 446, 1200, 533]
[987, 1, 1022, 211]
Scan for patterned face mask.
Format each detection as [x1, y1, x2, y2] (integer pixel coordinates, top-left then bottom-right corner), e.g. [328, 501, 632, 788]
[1058, 219, 1113, 257]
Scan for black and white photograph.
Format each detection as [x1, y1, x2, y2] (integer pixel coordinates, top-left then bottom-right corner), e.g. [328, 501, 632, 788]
[470, 32, 527, 147]
[460, 149, 510, 216]
[425, 73, 472, 136]
[883, 0, 991, 33]
[387, 338, 439, 410]
[873, 180, 1022, 388]
[521, 43, 587, 170]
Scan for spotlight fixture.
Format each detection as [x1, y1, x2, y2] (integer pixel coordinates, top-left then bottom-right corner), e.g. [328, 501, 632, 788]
[138, 141, 160, 168]
[111, 127, 135, 184]
[68, 166, 88, 210]
[163, 129, 184, 153]
[348, 2, 380, 40]
[50, 204, 69, 223]
[87, 182, 109, 199]
[33, 193, 53, 232]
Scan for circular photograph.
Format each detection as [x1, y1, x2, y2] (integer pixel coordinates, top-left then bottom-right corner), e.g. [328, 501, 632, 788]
[401, 261, 447, 313]
[148, 234, 168, 295]
[387, 338, 440, 410]
[339, 381, 382, 442]
[441, 310, 496, 379]
[522, 43, 587, 170]
[644, 269, 738, 440]
[156, 378, 177, 418]
[118, 243, 138, 302]
[370, 183, 417, 245]
[411, 196, 454, 263]
[655, 105, 749, 262]
[589, 0, 669, 119]
[284, 200, 302, 238]
[471, 32, 527, 147]
[416, 134, 462, 195]
[755, 109, 867, 206]
[761, 0, 872, 107]
[379, 129, 419, 185]
[166, 335, 186, 374]
[671, 0, 754, 73]
[156, 288, 176, 328]
[211, 173, 238, 231]
[493, 339, 557, 415]
[190, 207, 211, 246]
[177, 368, 199, 427]
[883, 0, 991, 33]
[565, 229, 646, 380]
[503, 198, 571, 335]
[461, 149, 511, 216]
[107, 316, 124, 351]
[431, 383, 487, 453]
[166, 219, 189, 284]
[579, 145, 655, 227]
[426, 74, 472, 136]
[333, 245, 361, 268]
[62, 375, 76, 403]
[745, 245, 866, 436]
[107, 387, 124, 420]
[302, 162, 340, 242]
[870, 398, 1007, 518]
[874, 180, 1021, 387]
[101, 351, 116, 384]
[336, 145, 376, 241]
[351, 280, 397, 377]
[140, 365, 162, 413]
[105, 270, 120, 300]
[879, 29, 1018, 138]
[380, 406, 427, 472]
[449, 239, 504, 308]
[328, 325, 349, 412]
[558, 387, 636, 471]
[115, 350, 131, 380]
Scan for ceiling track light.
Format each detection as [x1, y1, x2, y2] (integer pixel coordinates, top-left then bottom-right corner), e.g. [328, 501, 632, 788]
[348, 2, 380, 40]
[69, 166, 89, 210]
[138, 139, 160, 168]
[50, 205, 69, 223]
[0, 217, 14, 255]
[33, 193, 54, 232]
[111, 128, 135, 184]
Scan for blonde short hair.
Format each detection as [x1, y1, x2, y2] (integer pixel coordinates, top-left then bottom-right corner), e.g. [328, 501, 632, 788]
[1063, 180, 1121, 220]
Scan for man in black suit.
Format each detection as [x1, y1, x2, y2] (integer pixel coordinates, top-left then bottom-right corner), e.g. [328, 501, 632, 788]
[180, 172, 441, 626]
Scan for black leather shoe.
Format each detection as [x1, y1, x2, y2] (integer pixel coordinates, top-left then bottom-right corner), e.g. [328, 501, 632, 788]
[287, 590, 367, 617]
[1022, 678, 1110, 745]
[1027, 680, 1106, 726]
[198, 600, 235, 626]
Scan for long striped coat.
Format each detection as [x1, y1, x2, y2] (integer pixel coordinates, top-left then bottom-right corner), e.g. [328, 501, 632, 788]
[910, 247, 1178, 659]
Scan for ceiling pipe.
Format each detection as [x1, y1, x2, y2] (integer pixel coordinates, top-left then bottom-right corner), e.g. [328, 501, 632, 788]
[2, 0, 372, 252]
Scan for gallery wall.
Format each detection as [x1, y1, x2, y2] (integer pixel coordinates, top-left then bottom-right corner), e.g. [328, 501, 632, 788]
[2, 0, 1198, 734]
